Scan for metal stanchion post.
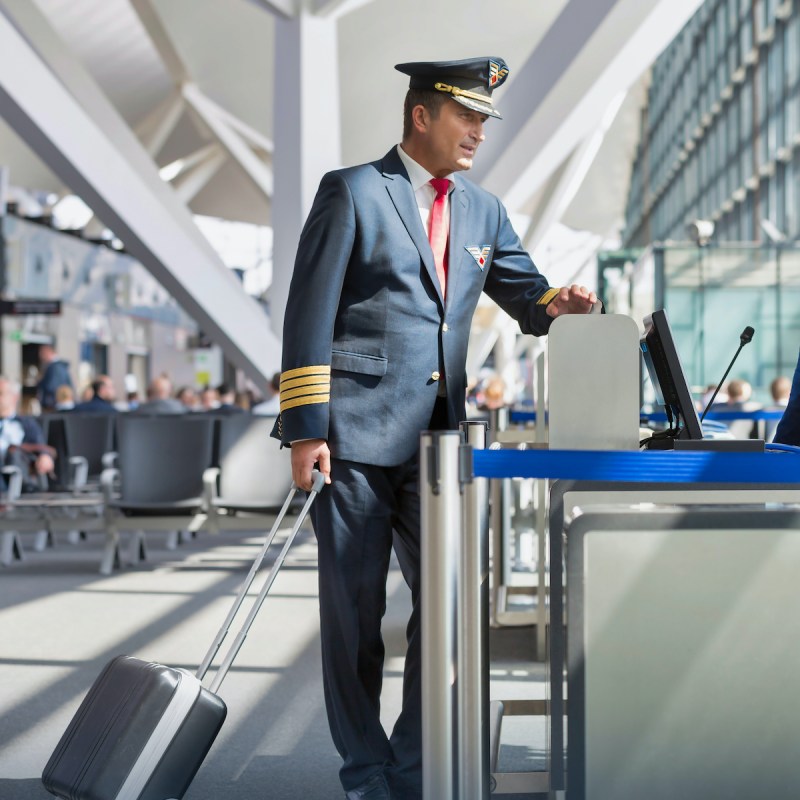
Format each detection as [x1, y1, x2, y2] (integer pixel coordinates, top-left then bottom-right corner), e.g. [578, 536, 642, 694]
[421, 431, 462, 800]
[458, 421, 489, 800]
[489, 407, 511, 627]
[535, 349, 548, 661]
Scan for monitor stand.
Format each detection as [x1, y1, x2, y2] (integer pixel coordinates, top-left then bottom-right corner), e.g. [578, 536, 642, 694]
[645, 437, 765, 452]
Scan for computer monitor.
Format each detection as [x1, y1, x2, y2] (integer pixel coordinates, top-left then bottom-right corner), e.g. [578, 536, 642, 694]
[640, 309, 703, 440]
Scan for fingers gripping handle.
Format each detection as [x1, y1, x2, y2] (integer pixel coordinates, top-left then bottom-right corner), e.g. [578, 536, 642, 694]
[308, 468, 326, 493]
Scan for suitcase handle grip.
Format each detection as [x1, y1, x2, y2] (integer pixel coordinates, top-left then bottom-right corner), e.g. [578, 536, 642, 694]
[196, 470, 324, 685]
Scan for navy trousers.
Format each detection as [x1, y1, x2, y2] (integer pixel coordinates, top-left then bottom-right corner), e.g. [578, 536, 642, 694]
[311, 453, 423, 798]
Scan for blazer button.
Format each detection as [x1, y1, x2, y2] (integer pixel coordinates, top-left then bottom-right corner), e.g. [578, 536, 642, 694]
[431, 371, 440, 381]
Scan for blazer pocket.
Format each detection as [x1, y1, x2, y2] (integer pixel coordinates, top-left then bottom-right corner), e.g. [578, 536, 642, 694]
[331, 349, 388, 377]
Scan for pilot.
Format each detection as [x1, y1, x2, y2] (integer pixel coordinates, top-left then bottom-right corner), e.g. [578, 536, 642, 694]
[273, 56, 595, 799]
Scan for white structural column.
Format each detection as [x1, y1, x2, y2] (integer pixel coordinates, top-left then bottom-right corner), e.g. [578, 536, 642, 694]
[270, 8, 342, 337]
[0, 8, 281, 389]
[471, 0, 703, 214]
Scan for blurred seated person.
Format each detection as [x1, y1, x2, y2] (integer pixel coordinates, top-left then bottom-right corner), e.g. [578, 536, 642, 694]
[19, 395, 42, 417]
[717, 378, 760, 439]
[199, 385, 220, 412]
[235, 390, 252, 412]
[480, 375, 507, 411]
[54, 384, 75, 411]
[701, 382, 727, 411]
[0, 376, 55, 491]
[212, 383, 244, 415]
[251, 373, 281, 416]
[176, 385, 198, 412]
[72, 375, 118, 414]
[765, 375, 791, 442]
[132, 375, 186, 415]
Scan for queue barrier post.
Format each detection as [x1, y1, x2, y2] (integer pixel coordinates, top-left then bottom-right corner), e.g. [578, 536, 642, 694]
[458, 421, 490, 800]
[421, 431, 462, 800]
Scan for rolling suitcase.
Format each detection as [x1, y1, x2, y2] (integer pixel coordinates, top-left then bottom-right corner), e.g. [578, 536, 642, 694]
[42, 471, 325, 800]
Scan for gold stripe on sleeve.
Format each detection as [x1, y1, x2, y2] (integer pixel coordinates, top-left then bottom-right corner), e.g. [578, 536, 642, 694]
[280, 394, 330, 412]
[537, 287, 560, 306]
[280, 375, 331, 393]
[280, 364, 331, 385]
[280, 385, 330, 403]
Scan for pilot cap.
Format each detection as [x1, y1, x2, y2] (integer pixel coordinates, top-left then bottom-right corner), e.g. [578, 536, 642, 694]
[394, 57, 509, 119]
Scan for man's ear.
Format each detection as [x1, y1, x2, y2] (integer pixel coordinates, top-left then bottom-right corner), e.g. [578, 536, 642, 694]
[411, 104, 429, 134]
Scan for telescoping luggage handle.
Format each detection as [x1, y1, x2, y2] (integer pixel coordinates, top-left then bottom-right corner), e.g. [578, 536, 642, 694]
[196, 470, 325, 694]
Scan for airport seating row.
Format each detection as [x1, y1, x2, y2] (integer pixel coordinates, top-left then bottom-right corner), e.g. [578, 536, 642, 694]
[0, 413, 292, 573]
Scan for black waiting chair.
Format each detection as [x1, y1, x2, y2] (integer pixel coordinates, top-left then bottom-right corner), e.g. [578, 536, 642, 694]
[203, 415, 292, 532]
[62, 413, 116, 486]
[100, 416, 215, 574]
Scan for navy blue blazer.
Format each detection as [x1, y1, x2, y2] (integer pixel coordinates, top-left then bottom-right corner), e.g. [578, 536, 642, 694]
[774, 349, 800, 445]
[272, 147, 557, 466]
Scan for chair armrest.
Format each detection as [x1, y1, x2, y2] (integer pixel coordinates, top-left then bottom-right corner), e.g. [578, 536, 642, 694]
[2, 466, 22, 501]
[69, 456, 89, 490]
[100, 467, 120, 504]
[203, 467, 220, 511]
[101, 451, 118, 469]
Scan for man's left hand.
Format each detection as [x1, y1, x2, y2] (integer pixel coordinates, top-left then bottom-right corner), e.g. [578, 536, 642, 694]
[546, 284, 597, 318]
[35, 454, 55, 475]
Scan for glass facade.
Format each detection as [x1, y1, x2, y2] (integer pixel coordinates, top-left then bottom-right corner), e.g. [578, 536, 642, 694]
[618, 0, 800, 399]
[624, 0, 800, 245]
[605, 242, 800, 399]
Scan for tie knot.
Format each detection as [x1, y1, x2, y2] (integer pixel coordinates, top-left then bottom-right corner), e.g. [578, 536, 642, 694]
[430, 178, 450, 197]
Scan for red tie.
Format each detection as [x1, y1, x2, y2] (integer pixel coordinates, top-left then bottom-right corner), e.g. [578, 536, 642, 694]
[428, 178, 450, 298]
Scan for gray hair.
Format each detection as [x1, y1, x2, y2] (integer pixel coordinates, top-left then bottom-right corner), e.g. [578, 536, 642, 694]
[0, 375, 21, 394]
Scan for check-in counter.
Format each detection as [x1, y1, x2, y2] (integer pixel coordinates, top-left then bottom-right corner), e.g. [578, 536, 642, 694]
[565, 505, 800, 800]
[547, 480, 800, 791]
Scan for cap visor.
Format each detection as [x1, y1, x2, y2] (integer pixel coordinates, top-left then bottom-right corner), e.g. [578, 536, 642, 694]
[452, 95, 502, 119]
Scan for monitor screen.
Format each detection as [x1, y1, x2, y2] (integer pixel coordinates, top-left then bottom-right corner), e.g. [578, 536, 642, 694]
[640, 309, 703, 440]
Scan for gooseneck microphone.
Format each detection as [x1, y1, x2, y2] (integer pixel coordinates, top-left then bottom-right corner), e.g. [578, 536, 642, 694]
[699, 325, 755, 422]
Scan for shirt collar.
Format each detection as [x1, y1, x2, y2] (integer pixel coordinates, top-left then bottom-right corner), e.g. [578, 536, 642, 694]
[396, 145, 454, 193]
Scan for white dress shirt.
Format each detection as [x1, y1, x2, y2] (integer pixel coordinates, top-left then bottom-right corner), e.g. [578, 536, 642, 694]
[396, 145, 454, 239]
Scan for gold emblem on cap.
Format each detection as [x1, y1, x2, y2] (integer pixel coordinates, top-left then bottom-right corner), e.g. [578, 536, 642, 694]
[434, 82, 491, 104]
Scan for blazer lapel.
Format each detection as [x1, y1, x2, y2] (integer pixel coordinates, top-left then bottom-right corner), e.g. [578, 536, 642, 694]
[445, 179, 470, 313]
[381, 149, 443, 306]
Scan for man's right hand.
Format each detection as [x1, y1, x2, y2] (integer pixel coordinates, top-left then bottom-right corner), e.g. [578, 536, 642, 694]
[290, 438, 331, 491]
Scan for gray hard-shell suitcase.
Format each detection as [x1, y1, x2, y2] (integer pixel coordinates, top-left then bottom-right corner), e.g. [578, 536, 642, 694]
[42, 472, 325, 800]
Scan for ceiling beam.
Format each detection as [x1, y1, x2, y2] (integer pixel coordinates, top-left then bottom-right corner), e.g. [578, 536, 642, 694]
[313, 0, 375, 20]
[133, 89, 185, 158]
[0, 7, 280, 390]
[159, 142, 222, 182]
[172, 146, 227, 204]
[522, 92, 625, 251]
[471, 0, 703, 213]
[182, 82, 273, 197]
[129, 0, 191, 85]
[243, 0, 297, 20]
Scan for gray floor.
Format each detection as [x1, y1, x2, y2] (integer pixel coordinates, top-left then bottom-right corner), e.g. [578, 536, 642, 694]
[0, 513, 549, 799]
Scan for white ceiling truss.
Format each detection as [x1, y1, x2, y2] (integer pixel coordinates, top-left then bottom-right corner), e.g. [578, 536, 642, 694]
[130, 0, 274, 202]
[0, 0, 281, 389]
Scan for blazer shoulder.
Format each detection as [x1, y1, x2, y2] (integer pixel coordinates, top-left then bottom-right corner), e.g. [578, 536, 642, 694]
[330, 158, 387, 190]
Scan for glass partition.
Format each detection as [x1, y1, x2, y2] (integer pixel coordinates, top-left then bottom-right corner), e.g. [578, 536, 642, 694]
[603, 242, 800, 403]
